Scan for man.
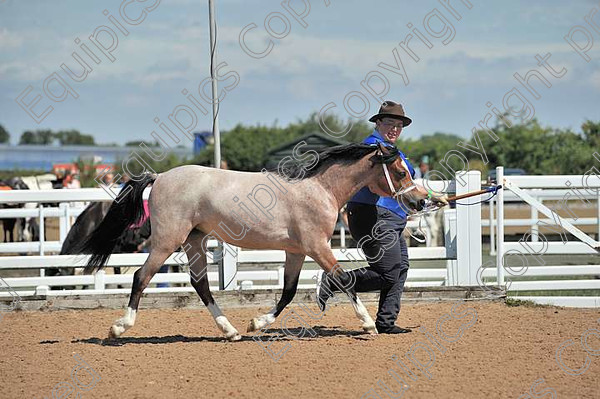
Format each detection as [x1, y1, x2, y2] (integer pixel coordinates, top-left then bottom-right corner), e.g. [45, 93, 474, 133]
[413, 155, 430, 179]
[317, 101, 446, 334]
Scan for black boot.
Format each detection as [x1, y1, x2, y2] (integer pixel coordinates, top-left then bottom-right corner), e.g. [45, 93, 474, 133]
[376, 324, 412, 334]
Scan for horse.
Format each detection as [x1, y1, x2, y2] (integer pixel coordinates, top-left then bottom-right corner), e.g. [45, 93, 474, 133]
[60, 202, 113, 256]
[0, 182, 17, 242]
[80, 142, 433, 341]
[54, 201, 151, 281]
[45, 202, 114, 279]
[16, 174, 57, 243]
[0, 178, 30, 243]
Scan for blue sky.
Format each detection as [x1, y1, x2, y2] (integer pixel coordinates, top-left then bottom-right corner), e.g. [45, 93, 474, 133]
[1, 0, 600, 146]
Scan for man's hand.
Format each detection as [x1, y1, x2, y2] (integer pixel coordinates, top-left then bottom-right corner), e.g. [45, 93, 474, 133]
[430, 193, 449, 206]
[414, 184, 449, 206]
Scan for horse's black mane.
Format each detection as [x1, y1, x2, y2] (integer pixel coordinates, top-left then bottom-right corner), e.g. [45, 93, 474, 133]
[276, 142, 398, 181]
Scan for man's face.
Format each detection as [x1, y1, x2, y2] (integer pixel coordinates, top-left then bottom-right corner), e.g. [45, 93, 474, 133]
[375, 118, 404, 143]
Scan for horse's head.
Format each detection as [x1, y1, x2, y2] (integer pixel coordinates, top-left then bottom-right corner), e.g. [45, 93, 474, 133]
[367, 142, 427, 211]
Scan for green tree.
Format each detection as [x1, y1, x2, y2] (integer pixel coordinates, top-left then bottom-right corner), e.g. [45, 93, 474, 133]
[75, 157, 102, 188]
[19, 129, 54, 144]
[194, 124, 291, 171]
[125, 140, 158, 147]
[55, 129, 95, 145]
[193, 113, 373, 171]
[581, 120, 600, 148]
[289, 112, 372, 143]
[0, 124, 10, 144]
[398, 131, 463, 167]
[465, 118, 596, 175]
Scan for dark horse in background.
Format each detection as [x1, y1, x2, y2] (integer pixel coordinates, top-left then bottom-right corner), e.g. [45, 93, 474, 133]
[51, 201, 151, 280]
[0, 178, 32, 243]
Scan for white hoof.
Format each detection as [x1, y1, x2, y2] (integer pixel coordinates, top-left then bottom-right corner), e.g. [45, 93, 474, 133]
[226, 332, 242, 342]
[215, 315, 242, 341]
[247, 314, 275, 332]
[109, 324, 125, 338]
[362, 323, 378, 335]
[108, 308, 136, 338]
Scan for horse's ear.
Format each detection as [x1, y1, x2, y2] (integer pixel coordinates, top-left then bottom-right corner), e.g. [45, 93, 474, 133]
[377, 142, 389, 155]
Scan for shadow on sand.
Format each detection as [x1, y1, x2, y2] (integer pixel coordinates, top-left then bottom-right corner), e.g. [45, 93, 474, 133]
[41, 325, 374, 346]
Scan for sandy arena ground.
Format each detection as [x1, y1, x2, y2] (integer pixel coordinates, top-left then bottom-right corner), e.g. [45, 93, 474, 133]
[1, 301, 599, 398]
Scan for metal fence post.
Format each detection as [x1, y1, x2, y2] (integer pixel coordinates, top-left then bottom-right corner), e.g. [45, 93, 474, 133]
[220, 244, 238, 291]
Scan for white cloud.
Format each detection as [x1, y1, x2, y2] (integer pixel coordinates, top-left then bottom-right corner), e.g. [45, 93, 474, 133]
[590, 71, 600, 89]
[0, 28, 24, 49]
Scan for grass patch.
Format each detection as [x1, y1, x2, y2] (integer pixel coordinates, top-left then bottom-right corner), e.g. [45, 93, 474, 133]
[505, 298, 552, 308]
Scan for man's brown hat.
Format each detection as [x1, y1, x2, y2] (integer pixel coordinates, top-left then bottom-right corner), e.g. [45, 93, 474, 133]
[369, 100, 412, 127]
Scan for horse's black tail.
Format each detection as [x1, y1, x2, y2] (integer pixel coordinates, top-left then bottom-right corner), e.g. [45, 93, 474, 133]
[80, 173, 156, 274]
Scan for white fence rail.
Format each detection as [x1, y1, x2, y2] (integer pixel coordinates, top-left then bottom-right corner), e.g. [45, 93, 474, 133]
[2, 169, 599, 308]
[0, 175, 472, 298]
[486, 187, 600, 255]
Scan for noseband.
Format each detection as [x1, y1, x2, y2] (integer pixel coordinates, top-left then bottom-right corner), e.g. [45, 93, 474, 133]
[379, 150, 416, 200]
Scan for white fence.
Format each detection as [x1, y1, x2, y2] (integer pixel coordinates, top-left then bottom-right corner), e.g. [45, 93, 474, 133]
[0, 175, 469, 296]
[487, 167, 600, 307]
[1, 169, 599, 307]
[485, 186, 600, 255]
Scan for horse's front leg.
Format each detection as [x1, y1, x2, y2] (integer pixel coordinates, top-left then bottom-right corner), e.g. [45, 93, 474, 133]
[310, 246, 377, 334]
[247, 252, 305, 332]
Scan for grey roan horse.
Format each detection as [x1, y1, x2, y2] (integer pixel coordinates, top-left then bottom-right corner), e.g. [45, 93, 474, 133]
[80, 142, 437, 341]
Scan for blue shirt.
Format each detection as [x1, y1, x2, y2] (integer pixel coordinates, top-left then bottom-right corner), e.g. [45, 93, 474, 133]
[348, 130, 415, 218]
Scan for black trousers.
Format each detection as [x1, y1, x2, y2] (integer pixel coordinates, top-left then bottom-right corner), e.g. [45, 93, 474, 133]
[346, 203, 409, 328]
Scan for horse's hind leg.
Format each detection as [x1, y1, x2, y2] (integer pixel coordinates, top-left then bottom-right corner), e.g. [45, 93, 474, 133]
[184, 230, 241, 342]
[247, 252, 305, 332]
[109, 247, 174, 338]
[310, 246, 377, 334]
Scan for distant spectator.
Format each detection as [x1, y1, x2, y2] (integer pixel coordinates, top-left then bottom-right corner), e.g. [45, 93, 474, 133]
[67, 174, 81, 189]
[102, 172, 114, 186]
[413, 156, 430, 179]
[121, 173, 131, 185]
[63, 173, 72, 188]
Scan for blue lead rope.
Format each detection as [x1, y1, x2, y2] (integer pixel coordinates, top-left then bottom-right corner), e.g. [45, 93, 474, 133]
[455, 185, 502, 206]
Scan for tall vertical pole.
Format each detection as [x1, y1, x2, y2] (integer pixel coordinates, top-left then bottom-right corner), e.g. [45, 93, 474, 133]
[208, 0, 221, 170]
[208, 0, 231, 290]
